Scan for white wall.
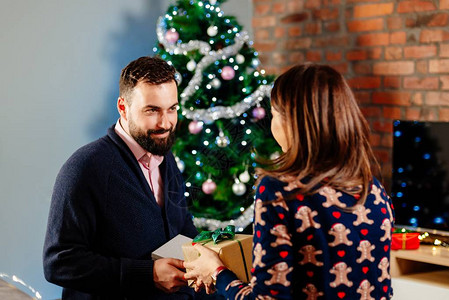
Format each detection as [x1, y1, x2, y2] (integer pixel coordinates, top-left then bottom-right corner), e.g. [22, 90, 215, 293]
[0, 0, 251, 299]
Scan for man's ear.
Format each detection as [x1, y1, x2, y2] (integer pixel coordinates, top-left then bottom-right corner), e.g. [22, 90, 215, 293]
[117, 97, 127, 120]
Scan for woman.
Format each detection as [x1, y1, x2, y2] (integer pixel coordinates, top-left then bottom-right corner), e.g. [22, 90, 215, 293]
[185, 64, 394, 299]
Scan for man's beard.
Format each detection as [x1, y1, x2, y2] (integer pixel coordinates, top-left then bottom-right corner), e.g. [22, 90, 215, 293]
[129, 120, 176, 156]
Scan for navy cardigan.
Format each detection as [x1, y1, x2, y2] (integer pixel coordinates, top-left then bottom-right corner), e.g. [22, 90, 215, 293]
[43, 125, 198, 299]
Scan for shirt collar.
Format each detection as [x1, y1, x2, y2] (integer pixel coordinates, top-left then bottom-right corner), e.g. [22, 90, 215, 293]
[114, 119, 164, 168]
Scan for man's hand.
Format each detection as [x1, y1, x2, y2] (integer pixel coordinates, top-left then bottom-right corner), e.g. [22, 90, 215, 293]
[153, 258, 187, 293]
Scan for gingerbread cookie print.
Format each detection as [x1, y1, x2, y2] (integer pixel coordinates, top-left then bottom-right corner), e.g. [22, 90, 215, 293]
[328, 223, 353, 246]
[295, 206, 321, 232]
[299, 245, 323, 266]
[264, 262, 293, 287]
[270, 224, 293, 247]
[319, 186, 347, 208]
[254, 198, 267, 226]
[329, 262, 353, 288]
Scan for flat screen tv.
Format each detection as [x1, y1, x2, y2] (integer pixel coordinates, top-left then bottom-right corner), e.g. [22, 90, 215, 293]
[391, 120, 449, 236]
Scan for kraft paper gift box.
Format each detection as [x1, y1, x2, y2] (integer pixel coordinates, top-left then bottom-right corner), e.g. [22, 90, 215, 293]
[391, 232, 420, 250]
[182, 233, 253, 283]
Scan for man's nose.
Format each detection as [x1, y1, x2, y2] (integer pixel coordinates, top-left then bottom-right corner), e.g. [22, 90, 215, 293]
[157, 112, 170, 129]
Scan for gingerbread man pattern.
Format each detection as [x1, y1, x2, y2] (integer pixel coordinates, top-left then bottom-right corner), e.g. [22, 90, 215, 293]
[214, 176, 394, 299]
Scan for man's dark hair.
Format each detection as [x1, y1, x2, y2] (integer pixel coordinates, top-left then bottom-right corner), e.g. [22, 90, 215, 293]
[119, 56, 176, 102]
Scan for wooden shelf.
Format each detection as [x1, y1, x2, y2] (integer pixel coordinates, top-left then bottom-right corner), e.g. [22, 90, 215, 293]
[390, 245, 449, 289]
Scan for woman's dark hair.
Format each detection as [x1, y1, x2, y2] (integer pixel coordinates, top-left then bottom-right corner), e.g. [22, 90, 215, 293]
[258, 63, 379, 206]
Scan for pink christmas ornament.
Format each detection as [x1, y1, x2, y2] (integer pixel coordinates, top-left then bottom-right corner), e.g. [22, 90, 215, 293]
[221, 66, 235, 80]
[252, 107, 266, 120]
[165, 29, 179, 44]
[202, 179, 217, 194]
[188, 121, 203, 134]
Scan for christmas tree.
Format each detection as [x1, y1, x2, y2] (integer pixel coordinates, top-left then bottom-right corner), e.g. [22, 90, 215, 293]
[153, 0, 279, 230]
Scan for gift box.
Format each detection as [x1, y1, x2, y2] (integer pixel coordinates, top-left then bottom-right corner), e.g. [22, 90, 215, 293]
[391, 232, 420, 250]
[182, 227, 252, 283]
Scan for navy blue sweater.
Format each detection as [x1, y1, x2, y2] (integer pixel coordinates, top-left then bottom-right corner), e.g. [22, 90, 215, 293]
[43, 125, 198, 299]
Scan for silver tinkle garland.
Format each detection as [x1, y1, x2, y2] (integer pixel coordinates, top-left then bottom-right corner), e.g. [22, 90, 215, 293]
[193, 202, 254, 231]
[157, 16, 272, 123]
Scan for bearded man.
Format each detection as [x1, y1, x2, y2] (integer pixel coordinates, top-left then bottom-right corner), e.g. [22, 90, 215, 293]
[43, 56, 198, 300]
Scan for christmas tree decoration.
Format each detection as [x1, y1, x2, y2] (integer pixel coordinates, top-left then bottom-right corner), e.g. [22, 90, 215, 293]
[186, 59, 197, 71]
[165, 28, 179, 44]
[236, 54, 245, 64]
[221, 66, 235, 80]
[154, 0, 279, 229]
[207, 25, 218, 37]
[188, 120, 204, 134]
[252, 106, 266, 120]
[175, 156, 186, 173]
[238, 169, 251, 183]
[232, 179, 246, 196]
[215, 131, 230, 148]
[211, 78, 221, 89]
[202, 178, 217, 194]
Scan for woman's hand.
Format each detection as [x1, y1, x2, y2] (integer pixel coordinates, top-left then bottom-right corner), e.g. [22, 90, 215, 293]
[184, 243, 225, 294]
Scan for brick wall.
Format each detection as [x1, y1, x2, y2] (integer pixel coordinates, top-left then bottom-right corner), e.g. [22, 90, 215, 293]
[252, 0, 449, 189]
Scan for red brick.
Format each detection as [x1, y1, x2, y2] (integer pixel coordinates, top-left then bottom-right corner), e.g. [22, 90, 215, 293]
[420, 29, 449, 43]
[373, 121, 393, 133]
[383, 107, 402, 120]
[326, 51, 342, 61]
[281, 13, 309, 23]
[325, 22, 340, 32]
[397, 1, 436, 13]
[289, 52, 305, 63]
[416, 60, 428, 73]
[273, 52, 287, 65]
[373, 61, 415, 75]
[369, 134, 381, 147]
[390, 32, 407, 44]
[429, 59, 449, 73]
[403, 77, 439, 89]
[353, 63, 372, 74]
[252, 16, 276, 28]
[353, 3, 394, 18]
[288, 26, 302, 37]
[288, 1, 305, 11]
[387, 17, 403, 30]
[440, 108, 449, 121]
[306, 50, 322, 62]
[373, 91, 412, 106]
[346, 50, 367, 61]
[381, 134, 394, 148]
[284, 38, 313, 50]
[274, 27, 286, 38]
[404, 45, 437, 58]
[441, 44, 449, 57]
[384, 76, 401, 88]
[420, 107, 439, 120]
[360, 106, 382, 118]
[406, 107, 421, 119]
[357, 33, 389, 46]
[347, 18, 384, 32]
[442, 0, 449, 9]
[428, 13, 449, 27]
[315, 36, 349, 47]
[354, 91, 372, 104]
[348, 76, 381, 89]
[385, 47, 403, 60]
[255, 29, 270, 40]
[272, 3, 286, 13]
[255, 3, 271, 15]
[412, 93, 424, 105]
[373, 149, 390, 164]
[253, 41, 277, 52]
[369, 48, 382, 59]
[330, 63, 349, 74]
[306, 23, 322, 35]
[441, 75, 449, 90]
[313, 8, 339, 20]
[426, 92, 449, 105]
[305, 0, 321, 9]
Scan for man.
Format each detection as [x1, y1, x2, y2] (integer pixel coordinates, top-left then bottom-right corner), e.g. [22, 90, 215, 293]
[43, 56, 198, 299]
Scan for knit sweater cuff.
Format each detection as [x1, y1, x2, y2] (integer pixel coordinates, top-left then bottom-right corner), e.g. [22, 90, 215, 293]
[120, 258, 155, 295]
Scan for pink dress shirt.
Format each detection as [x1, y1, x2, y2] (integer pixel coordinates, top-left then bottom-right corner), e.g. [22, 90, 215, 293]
[114, 120, 164, 206]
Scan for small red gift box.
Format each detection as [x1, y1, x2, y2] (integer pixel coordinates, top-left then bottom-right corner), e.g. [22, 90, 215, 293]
[391, 232, 420, 250]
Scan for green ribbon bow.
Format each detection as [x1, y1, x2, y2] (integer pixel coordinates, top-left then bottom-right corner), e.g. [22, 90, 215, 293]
[193, 225, 236, 244]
